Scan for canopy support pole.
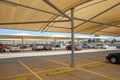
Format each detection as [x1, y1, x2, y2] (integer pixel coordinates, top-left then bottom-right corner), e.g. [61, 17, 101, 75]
[78, 38, 80, 45]
[21, 36, 24, 52]
[71, 8, 75, 67]
[54, 37, 57, 49]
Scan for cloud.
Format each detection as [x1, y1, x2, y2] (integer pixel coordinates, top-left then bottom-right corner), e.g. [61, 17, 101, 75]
[51, 34, 67, 37]
[11, 33, 33, 36]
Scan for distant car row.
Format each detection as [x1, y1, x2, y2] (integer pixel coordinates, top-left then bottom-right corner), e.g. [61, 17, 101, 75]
[80, 43, 108, 49]
[0, 44, 22, 52]
[65, 43, 109, 51]
[0, 43, 53, 52]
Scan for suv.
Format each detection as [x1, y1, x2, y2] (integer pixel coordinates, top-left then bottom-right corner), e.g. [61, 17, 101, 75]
[106, 52, 120, 64]
[0, 44, 8, 52]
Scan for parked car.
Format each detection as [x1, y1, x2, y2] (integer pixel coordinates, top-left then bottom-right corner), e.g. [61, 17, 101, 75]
[66, 45, 82, 50]
[51, 44, 61, 48]
[81, 43, 95, 48]
[81, 44, 88, 48]
[106, 52, 120, 64]
[116, 44, 120, 49]
[43, 44, 52, 50]
[17, 44, 27, 49]
[94, 43, 108, 49]
[31, 44, 44, 50]
[0, 44, 9, 52]
[10, 45, 21, 52]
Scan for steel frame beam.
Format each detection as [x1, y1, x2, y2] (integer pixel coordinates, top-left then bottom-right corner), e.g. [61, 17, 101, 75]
[97, 31, 120, 35]
[75, 2, 120, 29]
[75, 17, 120, 28]
[1, 0, 65, 17]
[1, 0, 118, 29]
[70, 0, 93, 9]
[41, 17, 120, 32]
[43, 0, 71, 20]
[41, 0, 92, 32]
[90, 27, 107, 35]
[48, 26, 71, 29]
[0, 20, 70, 25]
[90, 21, 120, 34]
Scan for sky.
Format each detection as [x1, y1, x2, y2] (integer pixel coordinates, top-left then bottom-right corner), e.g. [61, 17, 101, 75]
[0, 28, 120, 40]
[0, 28, 92, 37]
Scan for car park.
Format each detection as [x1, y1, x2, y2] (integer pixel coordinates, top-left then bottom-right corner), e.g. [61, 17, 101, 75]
[66, 45, 82, 50]
[94, 43, 108, 49]
[10, 45, 21, 52]
[106, 52, 120, 64]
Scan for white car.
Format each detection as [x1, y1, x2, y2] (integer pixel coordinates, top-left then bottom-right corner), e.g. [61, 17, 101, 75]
[94, 43, 108, 49]
[31, 44, 44, 50]
[10, 45, 21, 52]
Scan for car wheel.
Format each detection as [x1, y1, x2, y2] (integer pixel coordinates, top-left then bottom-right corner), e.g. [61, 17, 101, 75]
[10, 49, 12, 52]
[2, 49, 5, 52]
[110, 57, 117, 64]
[66, 48, 69, 50]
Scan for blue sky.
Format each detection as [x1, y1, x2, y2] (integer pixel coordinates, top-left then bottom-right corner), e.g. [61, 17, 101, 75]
[0, 28, 120, 40]
[0, 28, 92, 37]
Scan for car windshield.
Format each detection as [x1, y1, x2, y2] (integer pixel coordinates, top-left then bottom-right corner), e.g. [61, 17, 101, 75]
[36, 44, 43, 46]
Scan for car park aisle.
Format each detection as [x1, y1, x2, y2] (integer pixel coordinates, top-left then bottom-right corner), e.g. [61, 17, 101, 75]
[0, 50, 120, 80]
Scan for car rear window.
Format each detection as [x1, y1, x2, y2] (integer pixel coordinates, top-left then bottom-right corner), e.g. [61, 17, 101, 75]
[0, 44, 3, 46]
[96, 44, 103, 46]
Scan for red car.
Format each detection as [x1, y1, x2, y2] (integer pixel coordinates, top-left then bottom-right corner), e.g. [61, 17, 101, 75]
[0, 44, 8, 52]
[66, 45, 82, 50]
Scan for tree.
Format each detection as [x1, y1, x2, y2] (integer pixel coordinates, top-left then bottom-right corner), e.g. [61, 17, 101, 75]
[111, 39, 116, 44]
[88, 38, 92, 43]
[94, 35, 101, 43]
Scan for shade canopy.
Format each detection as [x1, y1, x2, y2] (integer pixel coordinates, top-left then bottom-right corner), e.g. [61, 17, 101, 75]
[0, 0, 120, 36]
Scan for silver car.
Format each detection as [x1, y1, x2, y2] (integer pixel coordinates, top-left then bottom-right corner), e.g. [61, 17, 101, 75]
[32, 44, 44, 50]
[94, 43, 108, 49]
